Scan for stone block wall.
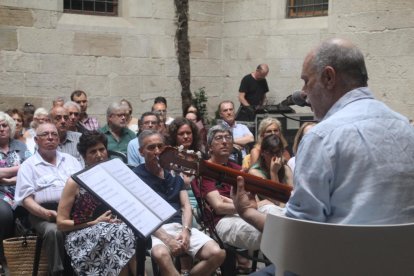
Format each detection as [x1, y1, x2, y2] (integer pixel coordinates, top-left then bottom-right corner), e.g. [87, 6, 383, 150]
[0, 0, 413, 123]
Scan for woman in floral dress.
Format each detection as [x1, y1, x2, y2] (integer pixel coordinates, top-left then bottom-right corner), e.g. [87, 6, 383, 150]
[57, 131, 137, 275]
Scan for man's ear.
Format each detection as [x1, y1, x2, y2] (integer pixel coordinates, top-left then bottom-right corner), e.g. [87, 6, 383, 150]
[139, 146, 144, 156]
[321, 66, 336, 89]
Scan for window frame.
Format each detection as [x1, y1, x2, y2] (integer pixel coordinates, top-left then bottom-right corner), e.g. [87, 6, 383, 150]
[63, 0, 119, 16]
[286, 0, 328, 19]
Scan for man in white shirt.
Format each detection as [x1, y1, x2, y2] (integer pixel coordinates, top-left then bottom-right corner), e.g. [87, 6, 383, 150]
[15, 123, 82, 276]
[218, 100, 254, 159]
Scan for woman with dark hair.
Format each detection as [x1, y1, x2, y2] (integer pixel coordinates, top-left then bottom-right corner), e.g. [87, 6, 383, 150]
[0, 112, 30, 272]
[57, 131, 137, 276]
[5, 109, 26, 143]
[168, 117, 201, 152]
[249, 135, 293, 189]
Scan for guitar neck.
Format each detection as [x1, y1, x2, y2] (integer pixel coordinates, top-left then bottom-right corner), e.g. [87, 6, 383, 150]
[200, 160, 292, 203]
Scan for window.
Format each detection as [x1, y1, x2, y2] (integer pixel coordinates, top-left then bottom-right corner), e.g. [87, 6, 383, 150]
[286, 0, 328, 18]
[64, 0, 118, 16]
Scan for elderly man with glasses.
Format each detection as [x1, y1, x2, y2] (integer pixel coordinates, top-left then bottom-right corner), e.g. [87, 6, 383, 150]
[100, 102, 135, 155]
[15, 123, 82, 275]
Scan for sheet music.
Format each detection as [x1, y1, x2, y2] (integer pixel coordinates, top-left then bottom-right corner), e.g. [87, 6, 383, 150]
[74, 159, 176, 237]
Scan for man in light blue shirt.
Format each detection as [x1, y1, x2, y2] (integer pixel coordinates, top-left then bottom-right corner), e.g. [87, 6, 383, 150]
[127, 111, 161, 166]
[233, 37, 414, 276]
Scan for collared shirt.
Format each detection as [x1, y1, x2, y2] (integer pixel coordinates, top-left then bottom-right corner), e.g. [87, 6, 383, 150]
[0, 139, 31, 204]
[286, 87, 414, 225]
[127, 137, 145, 166]
[80, 114, 100, 131]
[221, 120, 253, 157]
[100, 124, 135, 154]
[58, 131, 84, 167]
[14, 151, 82, 206]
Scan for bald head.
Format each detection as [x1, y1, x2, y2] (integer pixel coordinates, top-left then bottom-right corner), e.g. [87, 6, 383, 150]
[311, 38, 368, 89]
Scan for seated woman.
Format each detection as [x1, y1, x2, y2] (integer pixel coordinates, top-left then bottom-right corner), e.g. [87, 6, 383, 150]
[5, 108, 26, 144]
[57, 131, 137, 276]
[287, 122, 316, 173]
[244, 117, 290, 170]
[0, 112, 30, 271]
[249, 135, 293, 201]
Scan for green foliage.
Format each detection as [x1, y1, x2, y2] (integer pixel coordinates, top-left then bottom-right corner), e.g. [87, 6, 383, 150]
[192, 87, 210, 125]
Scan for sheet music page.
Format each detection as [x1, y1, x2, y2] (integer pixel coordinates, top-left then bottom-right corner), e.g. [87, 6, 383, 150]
[74, 159, 176, 237]
[100, 159, 176, 221]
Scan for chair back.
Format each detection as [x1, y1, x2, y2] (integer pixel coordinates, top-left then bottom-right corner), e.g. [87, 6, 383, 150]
[261, 214, 414, 276]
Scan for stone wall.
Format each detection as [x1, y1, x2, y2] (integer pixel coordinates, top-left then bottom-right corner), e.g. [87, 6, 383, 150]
[0, 0, 413, 123]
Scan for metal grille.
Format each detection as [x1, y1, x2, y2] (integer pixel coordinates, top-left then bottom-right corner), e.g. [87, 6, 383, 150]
[286, 0, 328, 18]
[64, 0, 118, 16]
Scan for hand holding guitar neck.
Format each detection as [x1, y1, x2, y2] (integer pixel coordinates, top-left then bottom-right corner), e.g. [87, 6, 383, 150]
[159, 146, 292, 203]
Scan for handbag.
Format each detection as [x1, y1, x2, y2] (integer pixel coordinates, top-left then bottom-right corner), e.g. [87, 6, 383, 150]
[3, 221, 48, 276]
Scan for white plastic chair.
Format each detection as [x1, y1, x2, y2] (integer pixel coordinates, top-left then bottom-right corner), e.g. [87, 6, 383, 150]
[261, 214, 414, 276]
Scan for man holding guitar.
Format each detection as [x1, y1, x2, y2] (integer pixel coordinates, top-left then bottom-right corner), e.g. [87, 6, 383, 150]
[232, 38, 414, 275]
[133, 130, 225, 276]
[194, 125, 284, 251]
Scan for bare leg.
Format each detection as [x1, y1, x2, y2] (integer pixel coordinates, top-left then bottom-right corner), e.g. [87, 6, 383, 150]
[151, 245, 180, 276]
[190, 241, 225, 276]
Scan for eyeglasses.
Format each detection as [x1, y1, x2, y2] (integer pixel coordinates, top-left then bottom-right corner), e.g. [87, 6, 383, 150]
[213, 135, 232, 142]
[146, 143, 164, 151]
[54, 115, 69, 121]
[112, 113, 128, 118]
[69, 112, 79, 117]
[37, 132, 59, 138]
[143, 120, 158, 126]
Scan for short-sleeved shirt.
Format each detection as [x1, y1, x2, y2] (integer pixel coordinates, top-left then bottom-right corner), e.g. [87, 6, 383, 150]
[100, 125, 135, 155]
[127, 138, 145, 166]
[0, 139, 31, 204]
[133, 164, 184, 225]
[239, 74, 269, 106]
[14, 151, 82, 206]
[193, 161, 240, 225]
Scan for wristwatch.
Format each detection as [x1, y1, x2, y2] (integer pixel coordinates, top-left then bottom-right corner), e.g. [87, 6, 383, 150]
[183, 225, 192, 234]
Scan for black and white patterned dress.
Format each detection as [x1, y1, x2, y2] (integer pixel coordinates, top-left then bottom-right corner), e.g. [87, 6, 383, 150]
[65, 187, 136, 275]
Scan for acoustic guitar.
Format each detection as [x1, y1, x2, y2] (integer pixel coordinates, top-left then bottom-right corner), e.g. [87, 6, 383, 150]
[159, 146, 292, 203]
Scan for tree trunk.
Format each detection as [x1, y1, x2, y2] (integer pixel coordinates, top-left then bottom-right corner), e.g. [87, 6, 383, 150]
[174, 0, 192, 113]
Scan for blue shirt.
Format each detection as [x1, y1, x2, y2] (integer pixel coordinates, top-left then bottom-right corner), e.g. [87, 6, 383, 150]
[127, 138, 145, 166]
[133, 164, 184, 225]
[286, 87, 414, 224]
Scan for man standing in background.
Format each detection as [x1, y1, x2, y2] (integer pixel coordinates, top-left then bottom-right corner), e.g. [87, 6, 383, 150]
[237, 64, 270, 121]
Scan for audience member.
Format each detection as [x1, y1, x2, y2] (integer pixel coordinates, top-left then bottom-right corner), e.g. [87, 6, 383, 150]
[52, 97, 65, 108]
[22, 102, 35, 129]
[133, 130, 225, 276]
[185, 105, 207, 151]
[50, 106, 83, 165]
[236, 64, 269, 121]
[218, 100, 254, 159]
[245, 117, 290, 170]
[287, 122, 316, 172]
[248, 135, 293, 205]
[5, 108, 26, 143]
[15, 123, 82, 275]
[153, 96, 174, 125]
[63, 101, 87, 134]
[120, 99, 139, 133]
[23, 107, 50, 154]
[100, 102, 135, 155]
[232, 38, 414, 275]
[193, 125, 283, 251]
[57, 131, 137, 275]
[127, 111, 160, 166]
[70, 90, 100, 131]
[0, 112, 30, 269]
